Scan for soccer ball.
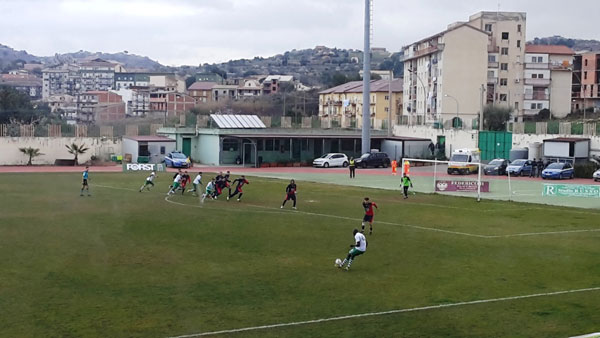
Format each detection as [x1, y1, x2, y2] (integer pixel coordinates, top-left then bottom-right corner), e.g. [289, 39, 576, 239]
[335, 258, 342, 267]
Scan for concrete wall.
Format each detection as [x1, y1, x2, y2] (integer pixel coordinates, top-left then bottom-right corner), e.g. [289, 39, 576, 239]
[393, 125, 477, 158]
[550, 70, 572, 118]
[512, 133, 600, 159]
[0, 137, 121, 165]
[195, 134, 220, 165]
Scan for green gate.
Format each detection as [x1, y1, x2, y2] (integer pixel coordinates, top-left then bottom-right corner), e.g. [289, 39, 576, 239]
[478, 131, 512, 161]
[182, 138, 192, 159]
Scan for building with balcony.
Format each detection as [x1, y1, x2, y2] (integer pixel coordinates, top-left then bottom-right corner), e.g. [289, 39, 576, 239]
[238, 79, 263, 97]
[262, 75, 294, 94]
[188, 82, 215, 103]
[79, 59, 123, 93]
[149, 92, 196, 118]
[524, 45, 574, 118]
[572, 52, 600, 112]
[114, 72, 150, 90]
[212, 85, 239, 102]
[0, 74, 42, 98]
[468, 11, 527, 121]
[42, 64, 81, 99]
[402, 22, 488, 128]
[76, 91, 125, 123]
[319, 78, 403, 129]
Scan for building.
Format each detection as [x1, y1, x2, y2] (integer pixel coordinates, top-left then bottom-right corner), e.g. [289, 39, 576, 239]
[238, 79, 263, 97]
[572, 52, 600, 112]
[149, 92, 196, 118]
[122, 136, 176, 164]
[262, 75, 294, 94]
[212, 85, 239, 102]
[42, 64, 80, 99]
[187, 82, 215, 103]
[114, 72, 150, 90]
[524, 45, 574, 119]
[76, 91, 125, 123]
[130, 87, 151, 116]
[149, 74, 185, 93]
[467, 11, 527, 121]
[0, 74, 42, 98]
[402, 23, 488, 128]
[79, 59, 122, 93]
[195, 73, 224, 84]
[319, 78, 403, 129]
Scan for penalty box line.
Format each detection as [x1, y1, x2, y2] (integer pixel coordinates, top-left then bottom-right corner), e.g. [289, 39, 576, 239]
[167, 286, 600, 338]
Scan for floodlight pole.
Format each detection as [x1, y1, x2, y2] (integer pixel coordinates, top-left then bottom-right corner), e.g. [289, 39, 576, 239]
[361, 0, 371, 154]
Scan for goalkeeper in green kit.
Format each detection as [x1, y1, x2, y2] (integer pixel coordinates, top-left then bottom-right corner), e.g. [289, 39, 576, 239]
[400, 173, 413, 199]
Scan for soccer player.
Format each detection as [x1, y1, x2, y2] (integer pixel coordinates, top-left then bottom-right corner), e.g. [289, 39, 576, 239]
[167, 172, 183, 195]
[337, 228, 367, 271]
[213, 171, 224, 198]
[280, 179, 297, 209]
[139, 171, 157, 192]
[180, 171, 190, 195]
[362, 197, 378, 235]
[223, 170, 232, 196]
[400, 173, 413, 199]
[227, 175, 249, 202]
[188, 172, 203, 196]
[80, 166, 90, 196]
[202, 178, 216, 203]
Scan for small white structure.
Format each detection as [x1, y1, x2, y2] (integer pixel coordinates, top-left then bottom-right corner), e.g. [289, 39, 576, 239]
[543, 137, 590, 163]
[122, 136, 176, 164]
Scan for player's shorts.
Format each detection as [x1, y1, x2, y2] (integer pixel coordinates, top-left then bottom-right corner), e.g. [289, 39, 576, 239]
[348, 248, 365, 258]
[145, 180, 154, 186]
[363, 214, 373, 223]
[172, 182, 180, 189]
[82, 179, 88, 186]
[285, 193, 296, 200]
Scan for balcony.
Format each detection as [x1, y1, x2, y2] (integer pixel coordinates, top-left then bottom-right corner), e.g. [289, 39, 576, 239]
[404, 44, 443, 61]
[488, 62, 499, 68]
[487, 77, 498, 84]
[549, 62, 573, 71]
[524, 92, 549, 100]
[525, 62, 549, 69]
[524, 78, 550, 86]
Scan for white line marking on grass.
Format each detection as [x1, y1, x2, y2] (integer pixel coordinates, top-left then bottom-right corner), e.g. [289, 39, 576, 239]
[499, 228, 600, 238]
[167, 286, 600, 337]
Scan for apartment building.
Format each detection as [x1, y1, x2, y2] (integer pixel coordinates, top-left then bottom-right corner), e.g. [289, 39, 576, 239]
[467, 11, 527, 121]
[402, 23, 488, 128]
[319, 78, 403, 128]
[149, 92, 196, 118]
[42, 64, 80, 99]
[79, 59, 123, 93]
[76, 91, 125, 123]
[0, 74, 42, 98]
[114, 72, 150, 90]
[187, 82, 215, 103]
[262, 75, 294, 94]
[572, 52, 600, 111]
[524, 45, 574, 118]
[149, 74, 185, 93]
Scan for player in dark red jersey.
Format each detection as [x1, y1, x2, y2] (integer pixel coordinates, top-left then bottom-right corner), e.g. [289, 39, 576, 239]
[227, 175, 249, 202]
[362, 197, 378, 235]
[280, 179, 297, 209]
[223, 171, 232, 196]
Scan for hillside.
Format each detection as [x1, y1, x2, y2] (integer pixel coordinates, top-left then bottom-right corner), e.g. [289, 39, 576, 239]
[529, 36, 600, 52]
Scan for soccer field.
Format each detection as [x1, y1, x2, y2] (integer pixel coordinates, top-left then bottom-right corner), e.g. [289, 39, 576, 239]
[1, 171, 599, 337]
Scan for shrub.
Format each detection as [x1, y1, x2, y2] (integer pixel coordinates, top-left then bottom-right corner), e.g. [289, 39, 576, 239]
[574, 162, 598, 179]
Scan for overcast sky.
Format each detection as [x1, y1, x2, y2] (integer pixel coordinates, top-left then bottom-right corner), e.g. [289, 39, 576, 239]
[0, 0, 597, 66]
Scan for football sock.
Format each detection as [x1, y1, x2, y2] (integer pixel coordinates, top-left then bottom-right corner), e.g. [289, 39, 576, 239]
[341, 258, 348, 266]
[347, 259, 353, 269]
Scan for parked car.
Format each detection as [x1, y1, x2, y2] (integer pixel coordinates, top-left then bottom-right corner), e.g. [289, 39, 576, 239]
[447, 148, 481, 175]
[164, 151, 191, 168]
[541, 162, 575, 180]
[355, 152, 391, 168]
[312, 153, 349, 168]
[594, 168, 600, 182]
[507, 159, 533, 176]
[483, 159, 508, 175]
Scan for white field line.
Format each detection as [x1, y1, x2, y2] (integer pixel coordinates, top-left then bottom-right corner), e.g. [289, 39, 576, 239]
[93, 184, 600, 239]
[167, 286, 600, 338]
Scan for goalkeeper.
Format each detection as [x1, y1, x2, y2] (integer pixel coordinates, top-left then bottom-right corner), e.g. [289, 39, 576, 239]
[400, 173, 413, 199]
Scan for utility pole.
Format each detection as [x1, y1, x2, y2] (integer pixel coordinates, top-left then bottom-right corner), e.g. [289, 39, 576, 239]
[361, 0, 371, 154]
[479, 84, 485, 131]
[387, 69, 392, 137]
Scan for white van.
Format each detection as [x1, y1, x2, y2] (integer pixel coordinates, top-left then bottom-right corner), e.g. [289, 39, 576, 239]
[447, 149, 481, 175]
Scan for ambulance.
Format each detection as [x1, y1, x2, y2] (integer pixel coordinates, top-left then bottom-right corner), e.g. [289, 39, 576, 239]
[447, 148, 481, 175]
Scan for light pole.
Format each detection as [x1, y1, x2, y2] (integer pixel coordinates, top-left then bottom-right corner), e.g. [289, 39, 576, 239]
[444, 94, 459, 128]
[407, 68, 427, 126]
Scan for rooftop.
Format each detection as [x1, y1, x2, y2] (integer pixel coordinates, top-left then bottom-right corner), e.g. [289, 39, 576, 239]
[319, 78, 403, 94]
[188, 82, 217, 90]
[544, 137, 590, 142]
[124, 135, 175, 142]
[525, 44, 575, 55]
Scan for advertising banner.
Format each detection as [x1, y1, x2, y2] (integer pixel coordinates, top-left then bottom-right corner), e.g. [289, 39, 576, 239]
[543, 184, 600, 198]
[122, 163, 166, 172]
[435, 180, 490, 193]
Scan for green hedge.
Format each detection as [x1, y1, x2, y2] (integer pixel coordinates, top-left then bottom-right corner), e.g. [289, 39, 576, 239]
[574, 162, 598, 179]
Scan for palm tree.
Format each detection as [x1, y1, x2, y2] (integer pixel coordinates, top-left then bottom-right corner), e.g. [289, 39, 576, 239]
[19, 147, 43, 166]
[65, 143, 89, 166]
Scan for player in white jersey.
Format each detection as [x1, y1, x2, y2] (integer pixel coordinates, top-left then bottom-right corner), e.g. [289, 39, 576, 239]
[188, 172, 203, 196]
[201, 178, 216, 203]
[167, 173, 183, 195]
[337, 228, 367, 271]
[139, 171, 157, 192]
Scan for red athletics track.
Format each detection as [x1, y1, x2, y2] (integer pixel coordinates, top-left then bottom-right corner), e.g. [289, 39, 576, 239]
[1, 164, 597, 185]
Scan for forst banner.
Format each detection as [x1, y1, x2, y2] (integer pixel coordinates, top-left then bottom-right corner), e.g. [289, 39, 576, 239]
[543, 184, 600, 198]
[122, 163, 166, 172]
[435, 180, 490, 193]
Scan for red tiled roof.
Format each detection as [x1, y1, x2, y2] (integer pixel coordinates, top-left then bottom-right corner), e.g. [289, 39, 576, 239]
[188, 81, 216, 90]
[525, 45, 575, 55]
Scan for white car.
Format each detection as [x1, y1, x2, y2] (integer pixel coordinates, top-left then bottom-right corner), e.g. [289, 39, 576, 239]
[313, 153, 349, 168]
[594, 169, 600, 182]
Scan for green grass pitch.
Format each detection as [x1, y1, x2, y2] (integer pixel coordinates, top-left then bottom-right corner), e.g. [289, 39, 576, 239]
[1, 172, 599, 337]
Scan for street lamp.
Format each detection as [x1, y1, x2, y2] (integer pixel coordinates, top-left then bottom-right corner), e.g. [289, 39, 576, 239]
[407, 68, 427, 126]
[444, 94, 459, 128]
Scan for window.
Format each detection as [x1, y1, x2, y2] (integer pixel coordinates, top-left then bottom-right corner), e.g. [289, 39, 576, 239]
[500, 94, 507, 102]
[222, 139, 239, 152]
[385, 107, 389, 112]
[532, 74, 538, 79]
[538, 74, 544, 79]
[517, 40, 521, 48]
[502, 32, 509, 40]
[384, 95, 389, 100]
[301, 139, 308, 151]
[485, 24, 492, 32]
[517, 24, 522, 33]
[274, 139, 280, 151]
[160, 146, 165, 155]
[257, 139, 263, 151]
[500, 63, 508, 71]
[537, 57, 543, 63]
[501, 48, 509, 55]
[514, 102, 519, 110]
[266, 139, 274, 151]
[488, 55, 496, 62]
[584, 59, 588, 66]
[488, 70, 495, 78]
[584, 71, 588, 80]
[500, 78, 508, 86]
[530, 103, 536, 109]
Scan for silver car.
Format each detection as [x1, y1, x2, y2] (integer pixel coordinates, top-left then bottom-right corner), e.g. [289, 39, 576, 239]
[313, 153, 349, 168]
[594, 169, 600, 182]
